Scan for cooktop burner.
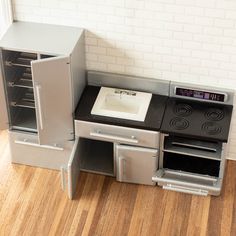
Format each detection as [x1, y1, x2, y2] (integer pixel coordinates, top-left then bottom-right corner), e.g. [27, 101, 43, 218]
[202, 121, 222, 135]
[205, 108, 224, 121]
[161, 98, 233, 142]
[174, 103, 192, 117]
[169, 117, 189, 130]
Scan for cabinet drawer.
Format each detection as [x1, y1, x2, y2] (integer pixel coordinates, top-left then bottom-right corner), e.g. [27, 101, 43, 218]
[75, 120, 159, 148]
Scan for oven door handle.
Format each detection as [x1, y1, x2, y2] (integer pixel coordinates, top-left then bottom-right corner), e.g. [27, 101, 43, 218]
[163, 184, 208, 196]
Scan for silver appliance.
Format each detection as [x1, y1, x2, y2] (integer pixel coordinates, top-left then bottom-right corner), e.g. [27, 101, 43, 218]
[153, 82, 234, 196]
[0, 21, 85, 171]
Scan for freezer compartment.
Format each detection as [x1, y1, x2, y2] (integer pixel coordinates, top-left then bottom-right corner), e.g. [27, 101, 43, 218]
[163, 135, 223, 161]
[162, 152, 220, 177]
[3, 50, 37, 67]
[152, 169, 222, 196]
[9, 131, 75, 170]
[10, 107, 37, 133]
[79, 138, 114, 176]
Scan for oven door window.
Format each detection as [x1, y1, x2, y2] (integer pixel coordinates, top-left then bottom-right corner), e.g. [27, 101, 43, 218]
[163, 152, 220, 177]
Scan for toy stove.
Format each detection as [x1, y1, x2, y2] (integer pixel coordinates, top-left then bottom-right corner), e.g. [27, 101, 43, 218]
[153, 82, 234, 196]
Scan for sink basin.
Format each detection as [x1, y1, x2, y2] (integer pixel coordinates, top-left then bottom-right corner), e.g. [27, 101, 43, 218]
[91, 87, 152, 121]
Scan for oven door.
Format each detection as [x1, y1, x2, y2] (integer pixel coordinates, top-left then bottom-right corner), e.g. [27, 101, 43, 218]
[153, 134, 226, 196]
[152, 168, 223, 196]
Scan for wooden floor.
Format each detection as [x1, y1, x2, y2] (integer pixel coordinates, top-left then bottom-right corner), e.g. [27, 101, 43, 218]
[0, 130, 236, 236]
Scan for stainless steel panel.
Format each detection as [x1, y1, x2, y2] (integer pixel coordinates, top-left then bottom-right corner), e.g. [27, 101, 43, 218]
[116, 144, 157, 185]
[75, 120, 159, 148]
[70, 31, 85, 112]
[0, 50, 9, 130]
[0, 22, 84, 56]
[31, 56, 74, 146]
[87, 71, 170, 96]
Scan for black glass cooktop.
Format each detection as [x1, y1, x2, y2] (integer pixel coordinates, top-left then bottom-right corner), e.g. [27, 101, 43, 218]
[160, 98, 233, 142]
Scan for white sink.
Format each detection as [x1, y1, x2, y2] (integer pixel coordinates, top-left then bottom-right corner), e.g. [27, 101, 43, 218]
[91, 87, 152, 121]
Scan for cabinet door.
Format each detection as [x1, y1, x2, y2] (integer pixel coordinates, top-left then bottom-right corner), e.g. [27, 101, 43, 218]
[31, 56, 73, 146]
[0, 59, 9, 130]
[61, 138, 81, 199]
[116, 144, 158, 185]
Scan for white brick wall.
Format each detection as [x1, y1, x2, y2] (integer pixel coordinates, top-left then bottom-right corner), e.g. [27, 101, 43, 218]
[12, 0, 236, 159]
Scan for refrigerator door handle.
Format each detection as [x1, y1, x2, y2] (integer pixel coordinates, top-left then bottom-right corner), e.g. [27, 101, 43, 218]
[35, 84, 44, 130]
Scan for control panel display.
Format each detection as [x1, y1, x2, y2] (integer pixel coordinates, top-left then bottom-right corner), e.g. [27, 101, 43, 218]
[176, 87, 225, 102]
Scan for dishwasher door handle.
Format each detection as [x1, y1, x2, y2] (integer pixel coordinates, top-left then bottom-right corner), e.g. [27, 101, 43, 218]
[90, 131, 138, 144]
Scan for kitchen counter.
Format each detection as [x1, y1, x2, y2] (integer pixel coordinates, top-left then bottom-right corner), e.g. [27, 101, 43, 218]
[74, 86, 168, 131]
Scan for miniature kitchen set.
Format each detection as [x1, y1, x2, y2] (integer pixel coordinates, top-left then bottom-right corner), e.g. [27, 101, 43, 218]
[0, 21, 234, 199]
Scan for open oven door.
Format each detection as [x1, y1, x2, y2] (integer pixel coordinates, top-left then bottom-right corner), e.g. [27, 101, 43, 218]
[0, 59, 9, 130]
[152, 168, 223, 196]
[154, 133, 226, 196]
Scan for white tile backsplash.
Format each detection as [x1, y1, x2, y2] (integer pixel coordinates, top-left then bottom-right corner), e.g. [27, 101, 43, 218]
[12, 0, 236, 159]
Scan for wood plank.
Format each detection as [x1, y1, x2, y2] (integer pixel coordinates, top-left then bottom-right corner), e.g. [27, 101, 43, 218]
[186, 195, 211, 236]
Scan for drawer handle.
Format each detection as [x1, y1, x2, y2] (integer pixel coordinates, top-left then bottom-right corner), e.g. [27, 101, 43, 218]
[118, 156, 126, 182]
[14, 140, 64, 151]
[90, 131, 138, 144]
[163, 184, 208, 196]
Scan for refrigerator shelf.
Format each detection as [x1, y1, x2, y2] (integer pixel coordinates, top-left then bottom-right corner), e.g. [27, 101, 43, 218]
[11, 89, 35, 109]
[5, 52, 37, 68]
[8, 68, 33, 88]
[11, 100, 35, 109]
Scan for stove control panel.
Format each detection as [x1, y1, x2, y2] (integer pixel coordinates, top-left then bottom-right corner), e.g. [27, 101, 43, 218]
[175, 87, 226, 102]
